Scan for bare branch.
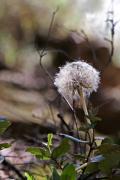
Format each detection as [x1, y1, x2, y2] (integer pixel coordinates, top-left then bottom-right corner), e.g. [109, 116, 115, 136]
[104, 0, 119, 66]
[38, 7, 59, 82]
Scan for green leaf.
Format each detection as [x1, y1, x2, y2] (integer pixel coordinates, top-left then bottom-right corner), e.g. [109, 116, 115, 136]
[98, 143, 120, 155]
[0, 120, 11, 135]
[24, 172, 35, 180]
[60, 164, 76, 180]
[0, 143, 11, 150]
[98, 158, 111, 174]
[48, 133, 53, 147]
[99, 152, 120, 174]
[97, 143, 120, 174]
[101, 137, 113, 144]
[52, 139, 70, 159]
[27, 147, 42, 155]
[52, 168, 60, 180]
[26, 147, 50, 160]
[85, 162, 98, 174]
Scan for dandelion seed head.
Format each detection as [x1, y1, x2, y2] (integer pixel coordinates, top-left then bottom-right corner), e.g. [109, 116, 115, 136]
[54, 60, 100, 106]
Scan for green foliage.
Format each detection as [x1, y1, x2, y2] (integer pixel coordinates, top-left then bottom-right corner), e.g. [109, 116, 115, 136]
[51, 165, 76, 180]
[47, 133, 53, 153]
[60, 164, 76, 180]
[27, 147, 43, 155]
[0, 119, 11, 151]
[25, 172, 35, 180]
[85, 162, 98, 174]
[0, 119, 11, 135]
[26, 147, 50, 160]
[48, 133, 53, 148]
[85, 142, 120, 176]
[98, 143, 120, 174]
[101, 137, 113, 144]
[0, 143, 11, 150]
[52, 139, 70, 159]
[52, 168, 60, 180]
[25, 113, 120, 179]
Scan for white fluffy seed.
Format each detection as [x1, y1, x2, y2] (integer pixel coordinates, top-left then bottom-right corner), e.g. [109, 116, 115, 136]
[54, 60, 100, 107]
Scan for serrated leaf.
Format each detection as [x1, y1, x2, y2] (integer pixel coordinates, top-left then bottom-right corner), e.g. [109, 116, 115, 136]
[0, 143, 11, 150]
[52, 139, 70, 159]
[0, 120, 11, 135]
[60, 164, 76, 180]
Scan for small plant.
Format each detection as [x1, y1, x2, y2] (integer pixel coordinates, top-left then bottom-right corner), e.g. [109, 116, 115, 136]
[26, 60, 120, 179]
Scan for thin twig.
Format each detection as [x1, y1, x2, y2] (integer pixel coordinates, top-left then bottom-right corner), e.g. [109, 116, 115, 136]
[104, 0, 118, 66]
[38, 7, 59, 82]
[37, 9, 75, 112]
[57, 113, 71, 132]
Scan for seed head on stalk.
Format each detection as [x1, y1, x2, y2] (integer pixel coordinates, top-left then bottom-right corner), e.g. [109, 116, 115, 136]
[54, 60, 100, 110]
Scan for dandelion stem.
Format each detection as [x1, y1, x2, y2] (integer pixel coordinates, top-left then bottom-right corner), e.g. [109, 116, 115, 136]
[77, 87, 91, 127]
[78, 87, 91, 125]
[77, 87, 94, 153]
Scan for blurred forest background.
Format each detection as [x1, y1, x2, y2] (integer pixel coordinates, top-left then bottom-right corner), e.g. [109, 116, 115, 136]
[0, 0, 120, 179]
